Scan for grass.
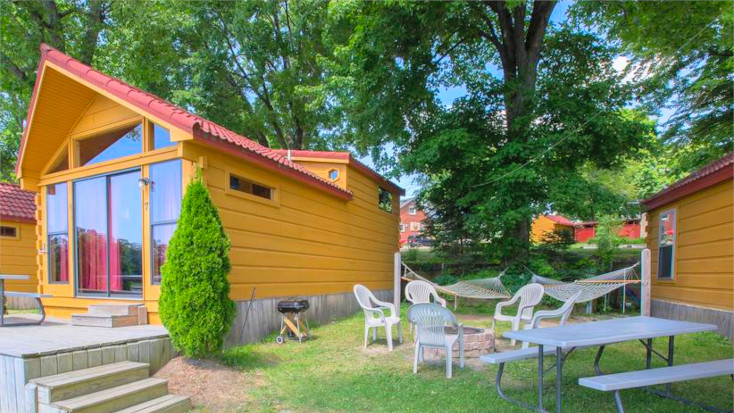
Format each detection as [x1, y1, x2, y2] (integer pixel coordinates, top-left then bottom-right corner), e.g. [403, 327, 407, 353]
[207, 307, 733, 413]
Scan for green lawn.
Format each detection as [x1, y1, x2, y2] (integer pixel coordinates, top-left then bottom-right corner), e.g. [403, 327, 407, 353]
[211, 308, 733, 412]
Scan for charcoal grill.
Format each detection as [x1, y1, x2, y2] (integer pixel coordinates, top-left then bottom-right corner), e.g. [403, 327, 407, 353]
[276, 299, 310, 344]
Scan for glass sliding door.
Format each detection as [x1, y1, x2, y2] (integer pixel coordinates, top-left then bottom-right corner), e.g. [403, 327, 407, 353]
[149, 160, 181, 284]
[75, 169, 142, 297]
[109, 172, 143, 295]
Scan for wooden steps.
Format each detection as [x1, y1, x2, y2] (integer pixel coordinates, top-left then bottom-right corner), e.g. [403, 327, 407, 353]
[28, 361, 190, 413]
[71, 304, 147, 328]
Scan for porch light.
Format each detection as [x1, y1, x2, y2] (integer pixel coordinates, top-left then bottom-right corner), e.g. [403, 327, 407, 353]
[138, 177, 150, 189]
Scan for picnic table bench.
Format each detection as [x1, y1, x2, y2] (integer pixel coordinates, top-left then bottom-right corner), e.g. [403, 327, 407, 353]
[579, 358, 734, 413]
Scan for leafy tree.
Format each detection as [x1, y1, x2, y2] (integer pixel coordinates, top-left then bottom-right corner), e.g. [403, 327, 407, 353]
[594, 215, 623, 270]
[573, 1, 734, 174]
[335, 2, 654, 262]
[159, 177, 235, 358]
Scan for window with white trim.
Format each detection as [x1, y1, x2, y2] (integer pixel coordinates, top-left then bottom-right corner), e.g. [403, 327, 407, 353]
[657, 210, 676, 279]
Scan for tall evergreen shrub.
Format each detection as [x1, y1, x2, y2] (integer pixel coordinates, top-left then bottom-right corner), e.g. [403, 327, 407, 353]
[159, 176, 235, 358]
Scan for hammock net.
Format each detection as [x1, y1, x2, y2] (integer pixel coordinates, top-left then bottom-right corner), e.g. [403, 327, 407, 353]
[401, 263, 510, 300]
[528, 263, 640, 303]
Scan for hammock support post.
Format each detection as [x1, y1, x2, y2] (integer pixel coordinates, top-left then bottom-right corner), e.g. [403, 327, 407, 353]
[394, 252, 401, 314]
[641, 248, 651, 316]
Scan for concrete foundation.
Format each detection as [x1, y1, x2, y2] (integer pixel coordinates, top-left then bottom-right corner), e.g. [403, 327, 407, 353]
[652, 299, 734, 341]
[227, 289, 393, 346]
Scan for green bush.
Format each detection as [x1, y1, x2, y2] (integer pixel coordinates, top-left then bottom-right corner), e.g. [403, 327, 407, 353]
[159, 177, 235, 358]
[595, 215, 624, 270]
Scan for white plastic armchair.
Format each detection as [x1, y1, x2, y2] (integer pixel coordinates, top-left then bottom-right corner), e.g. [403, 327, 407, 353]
[405, 280, 447, 307]
[492, 283, 544, 346]
[408, 303, 464, 378]
[354, 284, 403, 351]
[521, 290, 583, 349]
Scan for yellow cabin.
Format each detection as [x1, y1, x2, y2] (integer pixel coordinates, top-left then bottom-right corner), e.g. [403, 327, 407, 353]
[0, 183, 39, 308]
[642, 152, 733, 339]
[531, 214, 575, 243]
[15, 45, 402, 342]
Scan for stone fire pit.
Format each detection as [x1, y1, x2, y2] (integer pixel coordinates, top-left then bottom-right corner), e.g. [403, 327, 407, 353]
[424, 326, 495, 359]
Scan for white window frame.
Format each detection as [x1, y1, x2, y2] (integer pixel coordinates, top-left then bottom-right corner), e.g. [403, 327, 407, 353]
[410, 222, 420, 231]
[657, 208, 676, 280]
[399, 223, 406, 232]
[408, 206, 417, 215]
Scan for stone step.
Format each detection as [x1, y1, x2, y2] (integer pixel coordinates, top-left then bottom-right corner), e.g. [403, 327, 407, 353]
[115, 395, 191, 413]
[88, 303, 144, 317]
[51, 378, 169, 413]
[33, 361, 150, 404]
[71, 313, 139, 328]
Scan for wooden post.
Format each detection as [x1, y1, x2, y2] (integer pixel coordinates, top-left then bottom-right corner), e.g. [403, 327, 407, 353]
[641, 248, 651, 316]
[394, 252, 401, 316]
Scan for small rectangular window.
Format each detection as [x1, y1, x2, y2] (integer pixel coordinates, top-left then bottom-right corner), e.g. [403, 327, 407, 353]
[230, 174, 273, 200]
[399, 224, 406, 232]
[0, 226, 17, 238]
[152, 123, 176, 150]
[408, 206, 417, 215]
[657, 210, 676, 279]
[378, 187, 393, 212]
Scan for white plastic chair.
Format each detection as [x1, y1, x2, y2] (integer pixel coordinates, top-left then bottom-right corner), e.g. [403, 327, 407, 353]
[354, 284, 403, 351]
[521, 291, 582, 349]
[492, 283, 544, 346]
[408, 303, 464, 378]
[405, 280, 447, 307]
[405, 280, 447, 334]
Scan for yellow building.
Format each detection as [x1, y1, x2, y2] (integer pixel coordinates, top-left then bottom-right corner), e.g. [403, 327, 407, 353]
[0, 183, 39, 308]
[15, 45, 402, 342]
[642, 152, 733, 339]
[531, 214, 575, 243]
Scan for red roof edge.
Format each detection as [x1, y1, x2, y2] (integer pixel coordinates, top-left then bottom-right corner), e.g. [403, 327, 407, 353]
[545, 214, 575, 227]
[275, 149, 405, 196]
[642, 152, 734, 211]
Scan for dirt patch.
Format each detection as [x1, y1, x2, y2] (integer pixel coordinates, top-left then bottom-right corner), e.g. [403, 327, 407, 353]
[155, 357, 257, 411]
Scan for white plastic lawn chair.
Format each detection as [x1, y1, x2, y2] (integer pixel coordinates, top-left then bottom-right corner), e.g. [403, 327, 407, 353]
[405, 280, 447, 307]
[492, 283, 544, 346]
[408, 303, 464, 378]
[405, 280, 447, 334]
[521, 290, 582, 349]
[353, 284, 403, 351]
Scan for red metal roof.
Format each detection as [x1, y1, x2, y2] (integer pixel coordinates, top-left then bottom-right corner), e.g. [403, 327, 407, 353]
[545, 214, 575, 227]
[17, 44, 361, 200]
[0, 182, 36, 224]
[642, 152, 734, 210]
[274, 150, 404, 195]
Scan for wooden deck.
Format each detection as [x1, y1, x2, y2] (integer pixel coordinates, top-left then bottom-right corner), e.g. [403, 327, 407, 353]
[0, 315, 173, 413]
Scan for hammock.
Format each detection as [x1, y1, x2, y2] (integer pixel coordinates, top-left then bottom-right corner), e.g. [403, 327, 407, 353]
[528, 263, 640, 303]
[401, 263, 511, 306]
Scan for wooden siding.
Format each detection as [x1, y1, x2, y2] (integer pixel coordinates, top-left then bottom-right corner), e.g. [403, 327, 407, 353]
[0, 220, 38, 293]
[646, 179, 733, 311]
[186, 142, 399, 301]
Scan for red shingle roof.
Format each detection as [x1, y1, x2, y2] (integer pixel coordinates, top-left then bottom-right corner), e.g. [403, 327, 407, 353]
[0, 183, 36, 224]
[18, 44, 360, 200]
[642, 152, 734, 210]
[545, 214, 575, 227]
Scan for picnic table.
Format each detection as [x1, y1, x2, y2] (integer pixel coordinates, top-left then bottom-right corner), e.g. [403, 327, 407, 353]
[503, 316, 718, 413]
[0, 274, 51, 326]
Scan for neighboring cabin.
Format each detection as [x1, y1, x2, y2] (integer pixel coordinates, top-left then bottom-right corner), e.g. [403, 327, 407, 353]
[530, 214, 575, 243]
[399, 198, 427, 244]
[574, 219, 643, 243]
[642, 152, 733, 340]
[15, 44, 402, 343]
[0, 183, 38, 308]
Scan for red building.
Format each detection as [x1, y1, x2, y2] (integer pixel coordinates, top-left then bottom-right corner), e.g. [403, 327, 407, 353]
[574, 219, 642, 243]
[399, 198, 427, 244]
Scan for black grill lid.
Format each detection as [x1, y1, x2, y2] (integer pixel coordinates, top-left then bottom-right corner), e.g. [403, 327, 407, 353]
[277, 299, 310, 313]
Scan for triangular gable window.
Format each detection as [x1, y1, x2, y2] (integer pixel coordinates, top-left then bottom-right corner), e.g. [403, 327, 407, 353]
[47, 146, 69, 174]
